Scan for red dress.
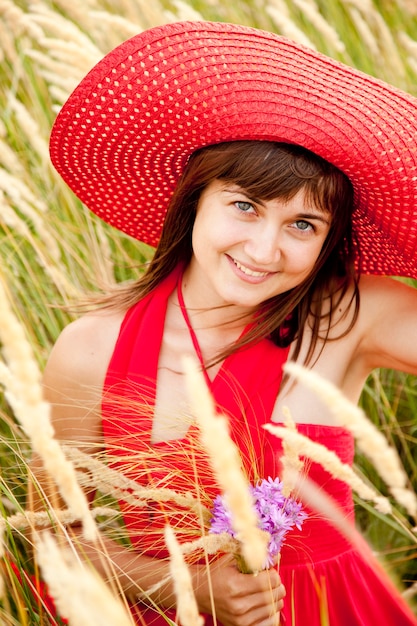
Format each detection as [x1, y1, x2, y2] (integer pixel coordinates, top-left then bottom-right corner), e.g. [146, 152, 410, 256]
[102, 267, 417, 626]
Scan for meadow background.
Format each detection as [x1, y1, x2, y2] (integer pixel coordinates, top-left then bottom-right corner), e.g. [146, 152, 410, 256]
[0, 0, 417, 623]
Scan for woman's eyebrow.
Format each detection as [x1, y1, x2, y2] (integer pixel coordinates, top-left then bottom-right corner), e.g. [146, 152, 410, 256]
[222, 185, 266, 205]
[298, 211, 331, 225]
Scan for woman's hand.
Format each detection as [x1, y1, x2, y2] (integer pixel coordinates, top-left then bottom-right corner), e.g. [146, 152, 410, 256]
[193, 554, 285, 626]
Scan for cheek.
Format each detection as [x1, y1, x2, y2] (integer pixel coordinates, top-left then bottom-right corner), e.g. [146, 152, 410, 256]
[192, 216, 213, 247]
[288, 242, 324, 272]
[191, 211, 210, 248]
[193, 214, 237, 253]
[192, 219, 221, 260]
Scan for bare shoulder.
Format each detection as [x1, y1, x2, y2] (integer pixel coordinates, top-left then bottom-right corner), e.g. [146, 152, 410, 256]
[359, 273, 415, 294]
[42, 308, 127, 443]
[357, 274, 417, 315]
[355, 274, 417, 373]
[45, 308, 126, 387]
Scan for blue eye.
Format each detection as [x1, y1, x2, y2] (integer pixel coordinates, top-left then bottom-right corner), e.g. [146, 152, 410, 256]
[294, 220, 314, 232]
[236, 201, 254, 213]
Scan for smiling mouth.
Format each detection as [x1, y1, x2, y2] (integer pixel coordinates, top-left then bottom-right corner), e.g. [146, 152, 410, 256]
[233, 258, 270, 278]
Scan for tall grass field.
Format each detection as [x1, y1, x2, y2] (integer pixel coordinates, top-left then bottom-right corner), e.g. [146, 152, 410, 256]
[0, 0, 416, 624]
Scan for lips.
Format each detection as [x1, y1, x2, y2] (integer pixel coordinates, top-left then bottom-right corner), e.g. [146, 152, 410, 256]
[232, 257, 270, 278]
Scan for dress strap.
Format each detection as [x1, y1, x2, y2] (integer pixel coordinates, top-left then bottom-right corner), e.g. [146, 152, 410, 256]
[176, 276, 212, 388]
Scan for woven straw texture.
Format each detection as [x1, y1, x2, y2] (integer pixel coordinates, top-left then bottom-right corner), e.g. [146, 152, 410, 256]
[49, 21, 417, 277]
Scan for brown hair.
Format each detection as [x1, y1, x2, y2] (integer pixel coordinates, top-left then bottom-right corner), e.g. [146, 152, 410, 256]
[104, 141, 359, 365]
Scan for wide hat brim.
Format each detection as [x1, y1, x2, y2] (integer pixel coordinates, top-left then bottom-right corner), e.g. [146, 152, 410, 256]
[49, 20, 417, 277]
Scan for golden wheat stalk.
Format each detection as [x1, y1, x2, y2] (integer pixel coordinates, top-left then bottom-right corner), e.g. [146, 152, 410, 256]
[292, 0, 346, 53]
[284, 362, 417, 518]
[286, 468, 371, 551]
[182, 355, 268, 573]
[403, 580, 417, 601]
[65, 445, 212, 523]
[278, 407, 305, 497]
[0, 276, 97, 545]
[266, 0, 316, 48]
[164, 525, 204, 626]
[139, 532, 238, 604]
[35, 531, 134, 626]
[264, 423, 392, 513]
[1, 507, 117, 536]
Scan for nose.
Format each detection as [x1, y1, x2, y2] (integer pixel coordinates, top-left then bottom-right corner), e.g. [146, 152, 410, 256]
[244, 225, 282, 266]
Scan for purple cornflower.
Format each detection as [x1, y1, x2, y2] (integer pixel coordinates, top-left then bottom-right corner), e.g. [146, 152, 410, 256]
[209, 477, 307, 568]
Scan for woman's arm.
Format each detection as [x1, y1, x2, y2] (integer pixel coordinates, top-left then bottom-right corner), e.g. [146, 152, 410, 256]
[356, 275, 417, 374]
[54, 532, 284, 626]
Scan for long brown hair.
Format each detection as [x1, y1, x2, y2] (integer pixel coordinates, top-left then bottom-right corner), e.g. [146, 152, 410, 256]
[104, 141, 359, 364]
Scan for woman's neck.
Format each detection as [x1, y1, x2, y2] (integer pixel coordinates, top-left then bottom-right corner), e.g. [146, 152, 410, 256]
[179, 265, 258, 334]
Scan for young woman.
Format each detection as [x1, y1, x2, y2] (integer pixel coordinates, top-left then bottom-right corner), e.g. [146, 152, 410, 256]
[32, 20, 417, 626]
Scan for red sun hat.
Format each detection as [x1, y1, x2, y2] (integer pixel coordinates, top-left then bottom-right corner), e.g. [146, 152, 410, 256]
[49, 20, 417, 278]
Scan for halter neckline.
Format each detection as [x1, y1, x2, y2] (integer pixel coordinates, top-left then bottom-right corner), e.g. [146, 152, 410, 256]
[176, 275, 213, 388]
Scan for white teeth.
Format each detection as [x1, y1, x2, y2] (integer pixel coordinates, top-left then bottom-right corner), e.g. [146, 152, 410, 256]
[234, 259, 268, 277]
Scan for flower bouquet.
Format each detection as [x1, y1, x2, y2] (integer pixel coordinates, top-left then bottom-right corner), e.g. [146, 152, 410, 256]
[209, 476, 307, 573]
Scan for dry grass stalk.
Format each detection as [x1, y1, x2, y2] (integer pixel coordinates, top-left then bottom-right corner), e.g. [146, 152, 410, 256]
[264, 422, 392, 514]
[180, 531, 238, 558]
[345, 0, 406, 82]
[0, 13, 19, 66]
[0, 169, 62, 265]
[344, 0, 377, 15]
[88, 10, 143, 46]
[65, 444, 211, 523]
[41, 1, 141, 53]
[165, 0, 204, 21]
[1, 506, 117, 536]
[182, 355, 268, 573]
[279, 407, 304, 496]
[0, 200, 33, 239]
[288, 468, 375, 553]
[164, 525, 204, 626]
[402, 580, 417, 601]
[398, 31, 417, 75]
[348, 7, 379, 57]
[0, 0, 27, 38]
[23, 48, 82, 99]
[397, 0, 417, 15]
[0, 137, 24, 174]
[35, 531, 134, 626]
[139, 533, 238, 603]
[17, 6, 103, 103]
[51, 0, 102, 20]
[28, 4, 103, 64]
[288, 469, 416, 603]
[105, 0, 169, 28]
[266, 0, 316, 49]
[0, 167, 48, 215]
[292, 0, 346, 53]
[284, 362, 417, 518]
[0, 277, 97, 543]
[7, 94, 50, 164]
[144, 532, 239, 606]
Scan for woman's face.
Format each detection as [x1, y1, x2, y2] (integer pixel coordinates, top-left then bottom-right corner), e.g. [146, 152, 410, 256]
[185, 179, 332, 311]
